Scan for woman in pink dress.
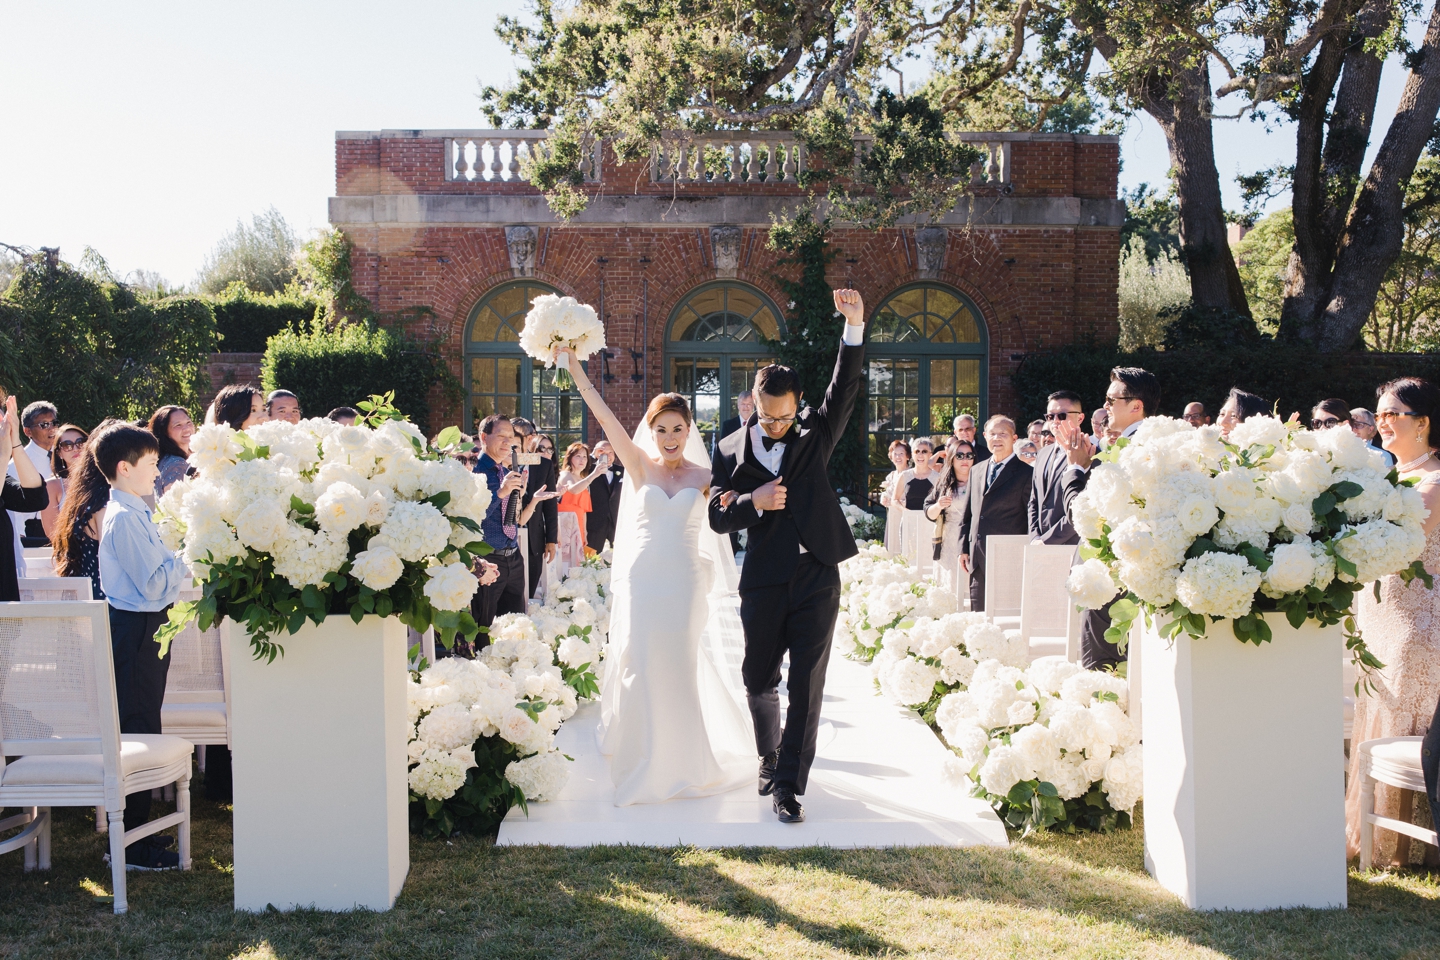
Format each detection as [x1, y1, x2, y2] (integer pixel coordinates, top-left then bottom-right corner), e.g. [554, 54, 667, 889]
[1345, 377, 1440, 867]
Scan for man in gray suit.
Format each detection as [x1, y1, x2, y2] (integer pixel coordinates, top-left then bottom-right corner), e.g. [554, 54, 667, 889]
[1028, 389, 1086, 546]
[958, 416, 1032, 612]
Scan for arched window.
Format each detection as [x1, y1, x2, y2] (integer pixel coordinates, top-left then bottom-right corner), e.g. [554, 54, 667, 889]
[866, 283, 988, 494]
[664, 282, 786, 449]
[464, 280, 587, 451]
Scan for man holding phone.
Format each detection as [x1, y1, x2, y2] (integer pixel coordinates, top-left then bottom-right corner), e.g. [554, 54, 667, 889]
[468, 415, 536, 646]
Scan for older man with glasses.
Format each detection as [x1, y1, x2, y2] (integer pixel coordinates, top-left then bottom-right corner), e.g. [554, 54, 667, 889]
[952, 413, 991, 462]
[7, 401, 58, 565]
[1350, 407, 1397, 468]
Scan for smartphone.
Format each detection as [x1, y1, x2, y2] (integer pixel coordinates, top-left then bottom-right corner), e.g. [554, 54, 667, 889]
[513, 452, 543, 467]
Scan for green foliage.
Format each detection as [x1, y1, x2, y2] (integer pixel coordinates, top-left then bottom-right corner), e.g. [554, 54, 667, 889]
[1366, 155, 1440, 351]
[296, 228, 371, 322]
[1120, 183, 1181, 263]
[1117, 236, 1190, 350]
[1009, 341, 1440, 427]
[196, 206, 298, 295]
[763, 206, 866, 497]
[208, 282, 319, 353]
[261, 320, 451, 435]
[1234, 208, 1294, 335]
[410, 736, 527, 839]
[0, 248, 216, 427]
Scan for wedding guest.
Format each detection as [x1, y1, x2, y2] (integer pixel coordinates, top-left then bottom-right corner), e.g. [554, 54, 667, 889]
[1038, 426, 1056, 448]
[0, 395, 48, 601]
[469, 415, 536, 642]
[1027, 420, 1046, 447]
[924, 439, 973, 604]
[327, 407, 358, 425]
[206, 383, 265, 431]
[265, 389, 302, 424]
[958, 416, 1032, 612]
[510, 421, 559, 598]
[94, 422, 187, 870]
[1089, 407, 1109, 448]
[40, 424, 89, 541]
[714, 390, 755, 456]
[1015, 439, 1039, 465]
[952, 414, 991, 462]
[555, 442, 605, 574]
[879, 440, 911, 555]
[1182, 401, 1210, 427]
[53, 428, 114, 602]
[1350, 407, 1397, 468]
[1030, 390, 1085, 547]
[8, 400, 57, 566]
[586, 439, 624, 553]
[1345, 377, 1440, 868]
[898, 438, 937, 576]
[147, 405, 195, 498]
[1310, 398, 1351, 431]
[1217, 387, 1269, 437]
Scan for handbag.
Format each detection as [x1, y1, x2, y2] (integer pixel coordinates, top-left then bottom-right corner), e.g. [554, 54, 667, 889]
[931, 507, 946, 562]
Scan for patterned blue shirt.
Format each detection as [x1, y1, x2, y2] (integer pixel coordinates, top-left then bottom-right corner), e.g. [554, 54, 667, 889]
[473, 453, 518, 551]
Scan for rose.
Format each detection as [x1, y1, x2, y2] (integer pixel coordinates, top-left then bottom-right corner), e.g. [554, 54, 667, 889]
[351, 544, 405, 590]
[424, 561, 479, 611]
[314, 481, 368, 536]
[1262, 539, 1318, 597]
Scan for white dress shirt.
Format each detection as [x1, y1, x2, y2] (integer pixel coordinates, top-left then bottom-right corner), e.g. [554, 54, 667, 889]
[9, 440, 55, 579]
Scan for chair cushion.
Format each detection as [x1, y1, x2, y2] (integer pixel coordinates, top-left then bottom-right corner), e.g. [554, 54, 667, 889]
[0, 734, 192, 786]
[1369, 738, 1423, 770]
[162, 703, 228, 730]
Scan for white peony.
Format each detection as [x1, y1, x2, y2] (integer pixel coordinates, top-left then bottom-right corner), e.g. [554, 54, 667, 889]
[351, 544, 405, 590]
[233, 498, 290, 552]
[1174, 552, 1262, 620]
[424, 561, 479, 611]
[314, 481, 369, 536]
[1066, 559, 1119, 610]
[1262, 539, 1318, 597]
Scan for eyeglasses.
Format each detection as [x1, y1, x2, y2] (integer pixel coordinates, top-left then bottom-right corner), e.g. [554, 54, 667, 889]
[1311, 417, 1343, 429]
[757, 415, 798, 426]
[951, 452, 975, 461]
[1044, 411, 1082, 421]
[57, 439, 86, 452]
[31, 420, 59, 431]
[1102, 396, 1138, 408]
[1376, 411, 1425, 424]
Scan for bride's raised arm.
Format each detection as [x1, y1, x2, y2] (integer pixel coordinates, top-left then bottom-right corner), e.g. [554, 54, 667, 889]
[558, 345, 651, 483]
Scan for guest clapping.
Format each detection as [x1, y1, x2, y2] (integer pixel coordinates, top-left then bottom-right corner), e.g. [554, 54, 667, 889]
[1, 394, 49, 599]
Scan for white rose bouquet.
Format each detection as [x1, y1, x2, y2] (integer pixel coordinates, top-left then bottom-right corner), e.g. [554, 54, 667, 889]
[938, 657, 1139, 835]
[155, 394, 494, 661]
[517, 293, 606, 385]
[1066, 415, 1432, 677]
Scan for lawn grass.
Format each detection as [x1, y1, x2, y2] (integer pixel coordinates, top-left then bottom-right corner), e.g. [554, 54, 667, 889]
[2, 795, 1439, 960]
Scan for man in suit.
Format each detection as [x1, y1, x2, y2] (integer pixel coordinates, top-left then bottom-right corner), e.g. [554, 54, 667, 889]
[1055, 366, 1160, 669]
[958, 416, 1032, 612]
[1028, 390, 1086, 546]
[952, 413, 991, 463]
[585, 439, 624, 552]
[709, 288, 867, 825]
[714, 391, 755, 553]
[509, 418, 559, 599]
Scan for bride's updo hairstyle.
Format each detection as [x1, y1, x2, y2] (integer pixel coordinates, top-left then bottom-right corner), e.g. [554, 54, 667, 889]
[645, 392, 693, 427]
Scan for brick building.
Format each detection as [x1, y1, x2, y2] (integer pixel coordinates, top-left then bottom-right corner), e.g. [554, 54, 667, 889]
[329, 129, 1122, 493]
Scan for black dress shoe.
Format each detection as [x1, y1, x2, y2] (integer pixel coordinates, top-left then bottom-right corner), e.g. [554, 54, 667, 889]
[758, 752, 779, 796]
[772, 783, 804, 823]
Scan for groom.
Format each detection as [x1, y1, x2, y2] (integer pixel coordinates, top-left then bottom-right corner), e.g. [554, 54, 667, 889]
[709, 289, 867, 823]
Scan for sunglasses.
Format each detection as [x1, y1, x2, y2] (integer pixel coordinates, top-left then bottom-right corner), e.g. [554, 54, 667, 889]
[1311, 417, 1343, 429]
[57, 438, 86, 452]
[1043, 411, 1081, 421]
[1103, 396, 1139, 408]
[1376, 410, 1424, 424]
[31, 419, 59, 431]
[951, 452, 976, 461]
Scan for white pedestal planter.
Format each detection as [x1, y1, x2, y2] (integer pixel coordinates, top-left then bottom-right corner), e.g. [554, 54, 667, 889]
[227, 615, 410, 912]
[1140, 613, 1347, 911]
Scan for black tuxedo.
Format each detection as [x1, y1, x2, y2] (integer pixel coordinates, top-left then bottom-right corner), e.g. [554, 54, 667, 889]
[709, 338, 865, 793]
[585, 463, 624, 552]
[1028, 443, 1079, 545]
[957, 454, 1033, 611]
[523, 457, 559, 597]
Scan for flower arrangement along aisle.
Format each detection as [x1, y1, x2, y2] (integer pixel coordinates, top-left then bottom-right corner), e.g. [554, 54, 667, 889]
[517, 293, 606, 387]
[839, 498, 886, 542]
[1064, 415, 1433, 672]
[939, 658, 1140, 834]
[154, 394, 491, 660]
[835, 544, 958, 662]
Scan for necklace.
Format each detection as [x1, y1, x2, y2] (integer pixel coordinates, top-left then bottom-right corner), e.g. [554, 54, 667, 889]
[1397, 451, 1436, 472]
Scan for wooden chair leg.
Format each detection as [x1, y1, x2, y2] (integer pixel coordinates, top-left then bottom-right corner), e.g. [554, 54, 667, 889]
[1395, 788, 1415, 866]
[1360, 774, 1375, 871]
[107, 809, 128, 915]
[177, 774, 192, 871]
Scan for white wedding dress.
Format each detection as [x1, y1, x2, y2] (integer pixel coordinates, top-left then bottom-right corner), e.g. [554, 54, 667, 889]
[598, 425, 755, 806]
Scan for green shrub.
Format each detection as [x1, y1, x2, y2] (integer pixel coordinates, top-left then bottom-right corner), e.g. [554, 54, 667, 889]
[1010, 342, 1440, 425]
[261, 320, 449, 432]
[209, 282, 319, 353]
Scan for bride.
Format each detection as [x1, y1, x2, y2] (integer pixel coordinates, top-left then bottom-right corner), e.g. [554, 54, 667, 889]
[560, 347, 754, 805]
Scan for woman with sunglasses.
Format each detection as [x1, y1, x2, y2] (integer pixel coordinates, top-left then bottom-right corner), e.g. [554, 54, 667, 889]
[924, 439, 974, 605]
[879, 440, 911, 554]
[52, 420, 122, 603]
[1309, 398, 1352, 432]
[1345, 377, 1440, 868]
[39, 424, 89, 541]
[897, 438, 937, 577]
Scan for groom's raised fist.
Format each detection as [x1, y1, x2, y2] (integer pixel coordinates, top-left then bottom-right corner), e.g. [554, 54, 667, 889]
[833, 288, 864, 326]
[753, 475, 787, 511]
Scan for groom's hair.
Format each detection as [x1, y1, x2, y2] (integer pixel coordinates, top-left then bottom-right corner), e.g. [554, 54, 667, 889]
[754, 364, 802, 402]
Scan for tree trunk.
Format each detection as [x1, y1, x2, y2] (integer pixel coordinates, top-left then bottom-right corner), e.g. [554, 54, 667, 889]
[1143, 61, 1251, 316]
[1319, 0, 1440, 350]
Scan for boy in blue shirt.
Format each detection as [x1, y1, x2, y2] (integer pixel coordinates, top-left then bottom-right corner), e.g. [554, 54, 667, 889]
[94, 424, 188, 870]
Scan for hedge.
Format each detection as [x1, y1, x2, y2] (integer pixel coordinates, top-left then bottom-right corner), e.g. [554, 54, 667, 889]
[261, 320, 449, 432]
[210, 283, 319, 353]
[1010, 342, 1440, 425]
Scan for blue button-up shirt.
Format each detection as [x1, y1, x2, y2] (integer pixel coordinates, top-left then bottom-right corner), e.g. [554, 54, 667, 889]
[98, 489, 187, 612]
[473, 453, 519, 551]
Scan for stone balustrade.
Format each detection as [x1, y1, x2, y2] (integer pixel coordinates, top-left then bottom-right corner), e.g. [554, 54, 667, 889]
[446, 131, 603, 183]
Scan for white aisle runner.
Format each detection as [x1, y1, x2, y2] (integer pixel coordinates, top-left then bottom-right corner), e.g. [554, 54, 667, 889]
[496, 634, 1009, 848]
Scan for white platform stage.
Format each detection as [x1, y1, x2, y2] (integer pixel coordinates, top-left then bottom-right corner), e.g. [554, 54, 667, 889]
[497, 640, 1008, 849]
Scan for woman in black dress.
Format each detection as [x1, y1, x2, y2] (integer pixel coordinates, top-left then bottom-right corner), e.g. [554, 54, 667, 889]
[52, 429, 114, 602]
[1, 393, 49, 601]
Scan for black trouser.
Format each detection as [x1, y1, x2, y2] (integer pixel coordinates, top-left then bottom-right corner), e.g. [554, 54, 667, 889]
[467, 550, 527, 651]
[109, 606, 171, 834]
[1424, 694, 1440, 844]
[967, 546, 988, 612]
[739, 555, 841, 795]
[1080, 591, 1127, 671]
[525, 519, 547, 598]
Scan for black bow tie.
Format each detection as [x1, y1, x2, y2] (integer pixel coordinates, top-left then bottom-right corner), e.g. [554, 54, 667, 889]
[761, 430, 795, 451]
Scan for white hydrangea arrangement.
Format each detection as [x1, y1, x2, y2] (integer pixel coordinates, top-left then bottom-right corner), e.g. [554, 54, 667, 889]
[834, 545, 958, 661]
[870, 612, 1028, 720]
[154, 397, 493, 660]
[517, 294, 606, 378]
[1065, 415, 1431, 673]
[839, 497, 886, 541]
[938, 657, 1140, 835]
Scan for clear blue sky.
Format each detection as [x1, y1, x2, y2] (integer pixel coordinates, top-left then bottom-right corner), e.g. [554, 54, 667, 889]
[0, 1, 1418, 285]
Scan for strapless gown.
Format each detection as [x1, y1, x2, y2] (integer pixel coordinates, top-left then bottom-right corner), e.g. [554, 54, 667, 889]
[599, 482, 754, 805]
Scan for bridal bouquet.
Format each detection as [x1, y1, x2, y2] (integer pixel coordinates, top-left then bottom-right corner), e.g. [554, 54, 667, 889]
[518, 294, 606, 373]
[154, 395, 491, 660]
[1065, 415, 1432, 672]
[939, 657, 1140, 835]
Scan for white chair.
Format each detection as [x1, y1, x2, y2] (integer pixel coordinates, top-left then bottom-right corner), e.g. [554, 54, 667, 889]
[17, 577, 93, 602]
[161, 591, 232, 756]
[982, 534, 1029, 628]
[1357, 736, 1438, 870]
[21, 547, 54, 580]
[0, 600, 193, 913]
[1018, 543, 1077, 660]
[1064, 600, 1083, 664]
